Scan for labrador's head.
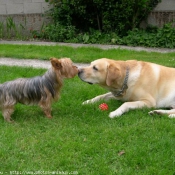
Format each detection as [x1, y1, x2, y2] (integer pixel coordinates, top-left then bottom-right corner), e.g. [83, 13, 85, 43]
[78, 58, 123, 88]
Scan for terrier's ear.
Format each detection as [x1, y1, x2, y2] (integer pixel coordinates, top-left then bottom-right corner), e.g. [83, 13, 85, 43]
[50, 58, 62, 69]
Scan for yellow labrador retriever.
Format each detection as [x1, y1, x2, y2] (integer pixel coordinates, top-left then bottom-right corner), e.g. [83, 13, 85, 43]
[78, 58, 175, 118]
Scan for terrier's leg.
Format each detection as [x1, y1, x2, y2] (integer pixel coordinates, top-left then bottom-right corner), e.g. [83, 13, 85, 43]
[39, 98, 52, 119]
[2, 106, 15, 123]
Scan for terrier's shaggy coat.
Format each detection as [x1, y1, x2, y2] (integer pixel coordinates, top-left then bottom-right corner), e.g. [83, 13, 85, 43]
[0, 57, 78, 122]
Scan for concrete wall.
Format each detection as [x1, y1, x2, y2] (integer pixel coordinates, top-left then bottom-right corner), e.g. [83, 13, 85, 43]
[0, 0, 51, 36]
[147, 0, 175, 27]
[154, 0, 175, 11]
[0, 0, 174, 37]
[0, 0, 50, 15]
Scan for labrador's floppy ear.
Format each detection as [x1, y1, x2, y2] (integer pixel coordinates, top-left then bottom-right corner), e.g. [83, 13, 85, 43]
[106, 64, 121, 87]
[50, 57, 62, 69]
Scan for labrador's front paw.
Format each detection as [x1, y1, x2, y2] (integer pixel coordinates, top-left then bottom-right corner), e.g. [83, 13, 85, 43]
[82, 100, 90, 105]
[109, 109, 123, 118]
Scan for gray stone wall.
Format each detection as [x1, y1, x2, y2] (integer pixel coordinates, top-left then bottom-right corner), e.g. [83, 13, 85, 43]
[0, 0, 174, 38]
[0, 0, 50, 15]
[0, 0, 51, 37]
[147, 0, 175, 27]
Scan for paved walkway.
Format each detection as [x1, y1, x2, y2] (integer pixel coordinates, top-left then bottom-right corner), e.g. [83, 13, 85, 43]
[0, 40, 175, 69]
[0, 57, 88, 69]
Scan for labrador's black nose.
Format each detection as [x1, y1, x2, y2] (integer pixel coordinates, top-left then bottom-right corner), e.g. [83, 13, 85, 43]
[78, 68, 84, 75]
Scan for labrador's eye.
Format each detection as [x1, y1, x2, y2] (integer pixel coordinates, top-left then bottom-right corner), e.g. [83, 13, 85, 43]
[93, 66, 98, 71]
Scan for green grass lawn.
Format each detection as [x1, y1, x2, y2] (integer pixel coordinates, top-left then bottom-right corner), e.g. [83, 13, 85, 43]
[0, 65, 175, 174]
[0, 44, 175, 174]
